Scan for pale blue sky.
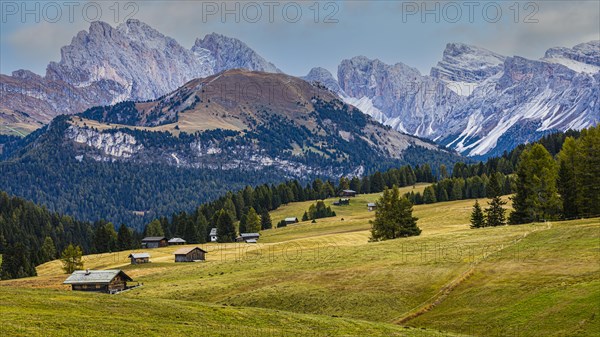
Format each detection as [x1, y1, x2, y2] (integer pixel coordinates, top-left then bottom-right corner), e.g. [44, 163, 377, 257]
[1, 1, 599, 78]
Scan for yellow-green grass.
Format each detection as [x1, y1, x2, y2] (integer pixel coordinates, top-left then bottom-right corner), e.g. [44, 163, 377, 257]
[1, 195, 598, 337]
[0, 288, 461, 337]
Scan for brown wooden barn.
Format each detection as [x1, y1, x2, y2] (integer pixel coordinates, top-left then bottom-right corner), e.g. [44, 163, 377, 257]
[63, 269, 133, 294]
[141, 236, 168, 248]
[174, 247, 207, 262]
[339, 189, 357, 197]
[128, 253, 150, 264]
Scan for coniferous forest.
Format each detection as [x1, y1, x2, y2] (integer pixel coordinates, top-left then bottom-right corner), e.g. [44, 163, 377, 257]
[1, 126, 598, 280]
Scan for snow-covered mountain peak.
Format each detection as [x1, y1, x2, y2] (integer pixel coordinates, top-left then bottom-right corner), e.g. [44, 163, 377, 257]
[543, 40, 600, 74]
[431, 42, 506, 96]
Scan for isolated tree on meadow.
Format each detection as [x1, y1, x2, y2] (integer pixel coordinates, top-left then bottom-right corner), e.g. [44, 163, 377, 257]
[370, 185, 421, 241]
[470, 200, 485, 229]
[485, 196, 507, 227]
[61, 244, 83, 274]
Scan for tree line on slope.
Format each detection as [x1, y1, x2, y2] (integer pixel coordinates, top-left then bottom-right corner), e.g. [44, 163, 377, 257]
[0, 191, 147, 280]
[143, 164, 438, 243]
[470, 125, 599, 228]
[1, 126, 594, 279]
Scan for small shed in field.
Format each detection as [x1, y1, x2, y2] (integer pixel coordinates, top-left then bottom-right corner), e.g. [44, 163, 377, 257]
[174, 247, 207, 262]
[63, 269, 133, 294]
[367, 203, 377, 212]
[340, 189, 357, 197]
[284, 217, 299, 225]
[237, 233, 260, 243]
[209, 228, 218, 242]
[142, 236, 168, 248]
[128, 253, 150, 264]
[168, 237, 186, 245]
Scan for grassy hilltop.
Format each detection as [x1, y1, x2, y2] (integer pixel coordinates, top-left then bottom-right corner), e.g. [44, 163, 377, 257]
[1, 186, 598, 336]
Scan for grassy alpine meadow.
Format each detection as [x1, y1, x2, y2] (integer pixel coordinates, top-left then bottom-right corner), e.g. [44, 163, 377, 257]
[1, 192, 598, 337]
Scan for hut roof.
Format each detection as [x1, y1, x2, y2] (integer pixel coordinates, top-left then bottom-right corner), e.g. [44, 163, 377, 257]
[128, 253, 150, 259]
[240, 233, 260, 238]
[209, 228, 217, 236]
[285, 217, 298, 222]
[367, 203, 377, 207]
[174, 246, 208, 255]
[168, 238, 186, 243]
[142, 236, 167, 242]
[63, 270, 132, 285]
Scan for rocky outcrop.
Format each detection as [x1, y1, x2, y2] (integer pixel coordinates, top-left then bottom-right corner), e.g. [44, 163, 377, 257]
[65, 125, 143, 158]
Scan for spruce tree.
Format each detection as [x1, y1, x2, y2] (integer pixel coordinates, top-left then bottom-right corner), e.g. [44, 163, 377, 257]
[302, 211, 309, 222]
[260, 210, 272, 230]
[370, 186, 420, 241]
[146, 219, 164, 237]
[510, 144, 561, 224]
[216, 211, 236, 243]
[245, 207, 261, 233]
[573, 126, 600, 216]
[40, 236, 57, 262]
[117, 224, 133, 250]
[485, 196, 507, 227]
[423, 186, 437, 204]
[470, 200, 485, 229]
[557, 137, 579, 218]
[196, 213, 209, 243]
[238, 215, 248, 234]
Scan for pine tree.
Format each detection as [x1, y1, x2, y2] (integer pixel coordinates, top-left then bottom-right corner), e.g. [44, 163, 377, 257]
[485, 196, 507, 227]
[116, 224, 133, 251]
[573, 126, 600, 216]
[371, 172, 385, 192]
[370, 186, 421, 241]
[238, 215, 248, 234]
[195, 213, 209, 243]
[40, 236, 57, 262]
[557, 137, 579, 218]
[423, 186, 437, 204]
[470, 200, 485, 229]
[216, 210, 236, 243]
[61, 244, 83, 274]
[510, 144, 561, 224]
[146, 219, 164, 237]
[245, 207, 261, 233]
[260, 210, 272, 230]
[302, 211, 309, 222]
[487, 173, 502, 198]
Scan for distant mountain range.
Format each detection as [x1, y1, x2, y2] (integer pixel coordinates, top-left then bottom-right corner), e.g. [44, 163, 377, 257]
[1, 20, 598, 158]
[306, 41, 599, 158]
[0, 69, 462, 228]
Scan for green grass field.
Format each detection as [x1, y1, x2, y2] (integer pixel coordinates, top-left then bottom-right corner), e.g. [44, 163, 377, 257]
[1, 190, 598, 336]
